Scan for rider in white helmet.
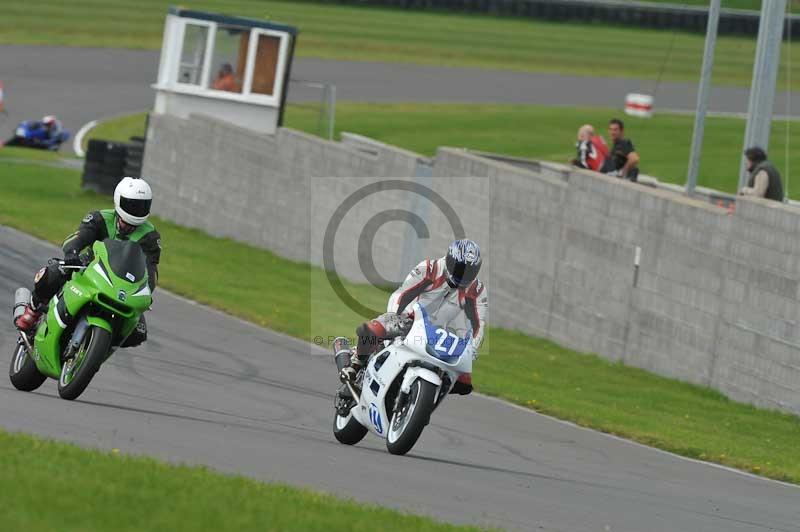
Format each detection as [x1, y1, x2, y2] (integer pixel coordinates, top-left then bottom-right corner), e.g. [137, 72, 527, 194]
[15, 177, 161, 348]
[41, 115, 63, 140]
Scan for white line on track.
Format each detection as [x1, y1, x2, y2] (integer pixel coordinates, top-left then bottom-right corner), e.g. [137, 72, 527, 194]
[475, 394, 800, 491]
[72, 119, 98, 158]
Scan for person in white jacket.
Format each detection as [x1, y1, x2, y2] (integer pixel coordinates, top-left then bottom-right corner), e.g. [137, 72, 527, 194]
[335, 239, 487, 396]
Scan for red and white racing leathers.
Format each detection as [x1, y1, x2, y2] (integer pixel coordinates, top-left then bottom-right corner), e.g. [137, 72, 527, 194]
[387, 257, 487, 353]
[357, 257, 488, 391]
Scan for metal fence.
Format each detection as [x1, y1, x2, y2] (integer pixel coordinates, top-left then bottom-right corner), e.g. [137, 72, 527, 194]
[288, 79, 337, 140]
[300, 0, 800, 36]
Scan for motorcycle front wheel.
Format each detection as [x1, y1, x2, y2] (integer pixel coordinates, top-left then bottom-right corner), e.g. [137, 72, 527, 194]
[386, 379, 437, 455]
[58, 326, 111, 400]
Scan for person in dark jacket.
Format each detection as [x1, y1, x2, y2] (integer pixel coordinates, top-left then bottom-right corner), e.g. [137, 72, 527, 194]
[739, 147, 784, 202]
[607, 118, 640, 181]
[14, 177, 160, 347]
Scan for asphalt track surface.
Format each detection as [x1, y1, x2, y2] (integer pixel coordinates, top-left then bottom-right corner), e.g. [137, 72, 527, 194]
[2, 45, 800, 144]
[1, 226, 798, 531]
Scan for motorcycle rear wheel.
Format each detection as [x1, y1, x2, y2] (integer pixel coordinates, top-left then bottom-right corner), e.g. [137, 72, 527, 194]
[333, 408, 368, 445]
[9, 340, 46, 392]
[386, 379, 437, 455]
[58, 326, 111, 400]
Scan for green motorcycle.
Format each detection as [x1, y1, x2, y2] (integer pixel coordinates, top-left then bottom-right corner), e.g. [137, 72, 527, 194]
[9, 239, 152, 400]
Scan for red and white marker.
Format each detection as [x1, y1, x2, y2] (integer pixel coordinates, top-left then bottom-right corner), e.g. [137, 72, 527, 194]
[624, 93, 653, 118]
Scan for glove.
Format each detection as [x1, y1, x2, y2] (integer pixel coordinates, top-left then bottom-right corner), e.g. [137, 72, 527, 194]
[63, 251, 82, 267]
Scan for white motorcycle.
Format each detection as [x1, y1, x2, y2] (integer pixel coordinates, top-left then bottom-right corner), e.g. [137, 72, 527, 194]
[332, 302, 473, 455]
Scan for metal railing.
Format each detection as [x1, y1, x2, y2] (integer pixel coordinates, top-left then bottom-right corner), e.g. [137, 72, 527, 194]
[300, 0, 800, 36]
[288, 79, 337, 140]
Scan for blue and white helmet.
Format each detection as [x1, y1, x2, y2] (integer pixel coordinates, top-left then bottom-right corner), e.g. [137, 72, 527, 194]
[445, 239, 482, 288]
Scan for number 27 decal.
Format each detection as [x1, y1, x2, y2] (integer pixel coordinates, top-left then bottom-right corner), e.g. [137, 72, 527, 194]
[433, 328, 459, 356]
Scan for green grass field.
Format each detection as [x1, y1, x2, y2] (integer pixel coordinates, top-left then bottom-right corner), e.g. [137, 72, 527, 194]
[0, 429, 480, 532]
[1, 150, 799, 484]
[85, 105, 800, 197]
[1, 0, 799, 87]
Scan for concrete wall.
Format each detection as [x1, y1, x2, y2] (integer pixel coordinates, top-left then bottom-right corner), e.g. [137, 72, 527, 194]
[143, 113, 800, 416]
[144, 114, 425, 267]
[434, 148, 799, 415]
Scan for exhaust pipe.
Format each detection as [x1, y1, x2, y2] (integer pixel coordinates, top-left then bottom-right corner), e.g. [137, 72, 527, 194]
[332, 336, 352, 372]
[13, 287, 31, 322]
[332, 336, 361, 401]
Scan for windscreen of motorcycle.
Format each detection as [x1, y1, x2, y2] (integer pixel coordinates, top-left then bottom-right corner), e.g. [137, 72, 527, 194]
[103, 239, 147, 284]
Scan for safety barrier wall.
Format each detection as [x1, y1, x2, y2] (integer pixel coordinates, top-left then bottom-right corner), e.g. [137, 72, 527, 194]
[143, 114, 426, 265]
[143, 113, 799, 415]
[435, 148, 800, 415]
[297, 0, 800, 36]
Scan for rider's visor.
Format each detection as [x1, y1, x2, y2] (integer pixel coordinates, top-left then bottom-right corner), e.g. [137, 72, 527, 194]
[447, 262, 479, 288]
[119, 197, 152, 218]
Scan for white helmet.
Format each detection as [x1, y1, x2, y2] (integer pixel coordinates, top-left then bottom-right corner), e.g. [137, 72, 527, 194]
[114, 177, 152, 226]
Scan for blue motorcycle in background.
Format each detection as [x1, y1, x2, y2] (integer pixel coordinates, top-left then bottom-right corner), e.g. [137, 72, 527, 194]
[4, 119, 70, 150]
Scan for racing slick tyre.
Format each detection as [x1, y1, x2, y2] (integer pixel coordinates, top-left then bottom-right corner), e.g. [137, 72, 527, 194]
[9, 341, 46, 391]
[333, 408, 368, 445]
[386, 378, 437, 455]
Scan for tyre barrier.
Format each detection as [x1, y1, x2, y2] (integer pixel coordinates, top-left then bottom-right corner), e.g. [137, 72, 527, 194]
[305, 0, 799, 36]
[82, 137, 145, 195]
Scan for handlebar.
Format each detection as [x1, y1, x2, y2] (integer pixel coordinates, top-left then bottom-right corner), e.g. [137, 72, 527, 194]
[57, 261, 88, 275]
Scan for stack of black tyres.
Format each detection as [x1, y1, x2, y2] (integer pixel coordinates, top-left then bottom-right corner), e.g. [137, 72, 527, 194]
[82, 139, 109, 194]
[124, 137, 144, 179]
[82, 137, 145, 196]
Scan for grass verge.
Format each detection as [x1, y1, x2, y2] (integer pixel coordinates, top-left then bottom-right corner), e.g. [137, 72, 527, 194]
[0, 429, 479, 532]
[81, 112, 149, 152]
[1, 1, 799, 87]
[93, 106, 800, 197]
[1, 154, 799, 484]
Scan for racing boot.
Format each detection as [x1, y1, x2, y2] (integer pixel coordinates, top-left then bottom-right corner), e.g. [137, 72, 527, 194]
[333, 337, 359, 398]
[13, 288, 42, 334]
[14, 305, 42, 333]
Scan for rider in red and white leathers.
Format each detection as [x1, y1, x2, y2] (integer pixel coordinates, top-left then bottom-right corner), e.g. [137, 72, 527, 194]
[341, 239, 488, 396]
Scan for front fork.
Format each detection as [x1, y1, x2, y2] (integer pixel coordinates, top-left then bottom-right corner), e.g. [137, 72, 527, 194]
[61, 318, 90, 363]
[392, 366, 447, 416]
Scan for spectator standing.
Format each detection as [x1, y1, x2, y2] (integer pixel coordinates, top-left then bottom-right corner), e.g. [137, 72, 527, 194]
[572, 124, 612, 173]
[607, 118, 640, 181]
[739, 146, 784, 202]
